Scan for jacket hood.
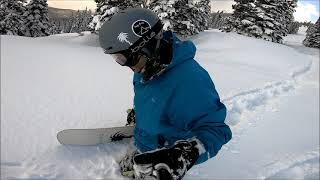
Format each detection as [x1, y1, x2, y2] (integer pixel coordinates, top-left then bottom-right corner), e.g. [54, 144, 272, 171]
[133, 32, 196, 83]
[165, 32, 197, 71]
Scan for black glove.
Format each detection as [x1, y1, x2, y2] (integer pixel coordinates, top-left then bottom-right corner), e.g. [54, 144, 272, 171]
[133, 139, 202, 180]
[126, 108, 135, 126]
[119, 149, 138, 178]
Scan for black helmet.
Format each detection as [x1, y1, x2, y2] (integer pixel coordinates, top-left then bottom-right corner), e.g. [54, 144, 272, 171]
[99, 8, 163, 67]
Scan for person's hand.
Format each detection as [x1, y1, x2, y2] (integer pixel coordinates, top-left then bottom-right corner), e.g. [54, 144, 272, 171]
[133, 139, 202, 180]
[119, 149, 138, 178]
[126, 108, 135, 126]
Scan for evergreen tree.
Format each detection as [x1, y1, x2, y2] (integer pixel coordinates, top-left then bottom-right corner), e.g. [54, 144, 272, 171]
[222, 0, 260, 36]
[74, 10, 82, 33]
[222, 0, 297, 43]
[147, 0, 176, 31]
[70, 8, 93, 33]
[306, 21, 315, 34]
[282, 0, 297, 34]
[65, 12, 76, 33]
[287, 21, 300, 34]
[194, 0, 211, 32]
[23, 0, 51, 37]
[148, 0, 203, 38]
[303, 18, 320, 49]
[211, 11, 230, 29]
[254, 0, 287, 43]
[89, 0, 142, 32]
[80, 8, 93, 33]
[0, 0, 26, 35]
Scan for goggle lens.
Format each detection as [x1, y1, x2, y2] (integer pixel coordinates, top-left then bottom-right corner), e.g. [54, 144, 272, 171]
[111, 53, 143, 67]
[111, 54, 127, 66]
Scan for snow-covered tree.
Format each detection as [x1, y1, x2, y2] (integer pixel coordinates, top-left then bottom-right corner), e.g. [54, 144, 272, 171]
[148, 0, 207, 38]
[303, 18, 320, 49]
[288, 21, 300, 34]
[147, 0, 175, 31]
[23, 0, 51, 37]
[194, 0, 211, 32]
[221, 0, 257, 33]
[306, 21, 315, 34]
[0, 0, 27, 35]
[211, 11, 230, 29]
[222, 0, 297, 43]
[80, 8, 93, 33]
[70, 9, 93, 33]
[50, 8, 92, 34]
[254, 0, 288, 43]
[89, 0, 143, 32]
[282, 0, 297, 34]
[64, 12, 77, 33]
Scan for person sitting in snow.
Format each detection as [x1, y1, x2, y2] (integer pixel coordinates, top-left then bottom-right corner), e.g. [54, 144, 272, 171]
[98, 8, 232, 180]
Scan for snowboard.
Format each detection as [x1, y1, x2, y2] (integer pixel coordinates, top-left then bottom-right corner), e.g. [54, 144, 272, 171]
[57, 126, 134, 145]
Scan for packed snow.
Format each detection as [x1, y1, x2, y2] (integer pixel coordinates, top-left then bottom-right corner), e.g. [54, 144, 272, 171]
[1, 27, 319, 179]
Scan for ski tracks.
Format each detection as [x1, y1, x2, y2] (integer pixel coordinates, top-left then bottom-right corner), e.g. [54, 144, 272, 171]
[222, 58, 313, 150]
[261, 149, 320, 179]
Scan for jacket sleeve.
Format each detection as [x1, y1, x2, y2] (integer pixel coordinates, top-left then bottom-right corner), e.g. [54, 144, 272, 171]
[167, 66, 232, 164]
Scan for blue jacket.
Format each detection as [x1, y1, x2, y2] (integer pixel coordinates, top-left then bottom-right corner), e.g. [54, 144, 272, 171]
[133, 32, 232, 164]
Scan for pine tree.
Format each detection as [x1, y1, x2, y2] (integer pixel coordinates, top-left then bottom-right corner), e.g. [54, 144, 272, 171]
[222, 0, 261, 36]
[303, 18, 320, 49]
[194, 0, 211, 32]
[0, 0, 26, 35]
[254, 0, 287, 43]
[288, 21, 300, 34]
[80, 8, 93, 33]
[66, 12, 76, 33]
[147, 0, 175, 31]
[148, 0, 202, 38]
[222, 0, 297, 43]
[282, 0, 297, 34]
[89, 0, 142, 32]
[221, 0, 257, 33]
[23, 0, 51, 37]
[69, 8, 93, 33]
[212, 11, 229, 29]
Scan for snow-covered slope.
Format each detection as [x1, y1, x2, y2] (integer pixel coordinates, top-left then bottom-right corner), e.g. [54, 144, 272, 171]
[1, 28, 319, 179]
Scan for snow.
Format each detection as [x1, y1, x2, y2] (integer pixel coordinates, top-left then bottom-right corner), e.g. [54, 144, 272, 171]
[1, 27, 319, 179]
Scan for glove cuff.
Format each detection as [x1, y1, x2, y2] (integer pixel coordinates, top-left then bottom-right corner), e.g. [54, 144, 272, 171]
[192, 137, 206, 156]
[174, 137, 205, 170]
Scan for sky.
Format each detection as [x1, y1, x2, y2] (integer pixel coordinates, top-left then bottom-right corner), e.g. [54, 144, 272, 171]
[47, 0, 319, 23]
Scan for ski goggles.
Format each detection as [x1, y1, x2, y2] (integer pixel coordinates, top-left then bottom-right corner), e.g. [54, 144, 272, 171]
[110, 53, 142, 67]
[110, 46, 154, 67]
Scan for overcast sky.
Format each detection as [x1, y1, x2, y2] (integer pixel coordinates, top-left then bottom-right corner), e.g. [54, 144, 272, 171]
[47, 0, 319, 23]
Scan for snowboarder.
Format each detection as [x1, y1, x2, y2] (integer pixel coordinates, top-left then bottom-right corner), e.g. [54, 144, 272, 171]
[99, 8, 232, 180]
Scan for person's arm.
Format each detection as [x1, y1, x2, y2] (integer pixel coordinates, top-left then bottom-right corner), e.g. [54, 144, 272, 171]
[167, 69, 232, 164]
[132, 68, 232, 179]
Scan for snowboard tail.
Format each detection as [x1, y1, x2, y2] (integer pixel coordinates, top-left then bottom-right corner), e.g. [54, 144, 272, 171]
[57, 126, 134, 145]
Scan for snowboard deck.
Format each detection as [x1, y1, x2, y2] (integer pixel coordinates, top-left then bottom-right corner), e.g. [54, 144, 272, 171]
[57, 126, 134, 145]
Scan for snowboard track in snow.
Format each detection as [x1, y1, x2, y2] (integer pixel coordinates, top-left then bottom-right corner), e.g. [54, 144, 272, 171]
[222, 59, 313, 149]
[263, 149, 320, 179]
